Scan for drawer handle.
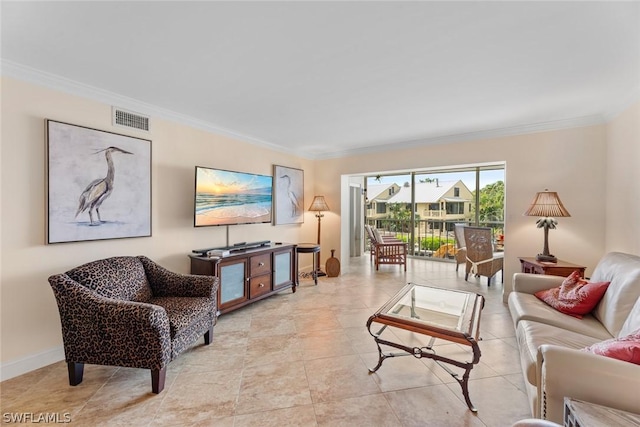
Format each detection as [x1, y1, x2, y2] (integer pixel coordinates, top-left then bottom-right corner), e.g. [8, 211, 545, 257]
[259, 283, 265, 288]
[258, 262, 265, 267]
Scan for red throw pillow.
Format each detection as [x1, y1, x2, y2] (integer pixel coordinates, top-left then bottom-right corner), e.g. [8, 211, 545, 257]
[534, 270, 610, 318]
[582, 329, 640, 365]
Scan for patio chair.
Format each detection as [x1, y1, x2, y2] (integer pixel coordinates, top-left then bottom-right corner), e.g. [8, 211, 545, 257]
[463, 226, 504, 286]
[365, 225, 408, 271]
[48, 256, 219, 394]
[365, 225, 402, 260]
[454, 223, 467, 272]
[365, 224, 378, 262]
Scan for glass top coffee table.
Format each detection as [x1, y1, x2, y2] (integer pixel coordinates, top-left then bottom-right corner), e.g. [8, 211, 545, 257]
[366, 282, 484, 412]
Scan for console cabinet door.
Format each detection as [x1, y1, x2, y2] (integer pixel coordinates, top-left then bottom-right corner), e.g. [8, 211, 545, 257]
[273, 249, 294, 290]
[218, 259, 248, 311]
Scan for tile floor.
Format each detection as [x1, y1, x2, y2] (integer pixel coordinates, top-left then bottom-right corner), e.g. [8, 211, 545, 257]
[1, 256, 532, 426]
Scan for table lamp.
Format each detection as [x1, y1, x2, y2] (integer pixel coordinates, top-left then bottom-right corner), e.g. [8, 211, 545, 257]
[523, 190, 570, 263]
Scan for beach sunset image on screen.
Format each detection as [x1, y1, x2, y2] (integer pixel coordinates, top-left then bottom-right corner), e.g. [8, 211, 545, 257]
[194, 167, 273, 227]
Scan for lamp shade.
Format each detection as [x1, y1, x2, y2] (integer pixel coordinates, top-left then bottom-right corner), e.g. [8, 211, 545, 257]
[523, 190, 570, 218]
[309, 196, 330, 212]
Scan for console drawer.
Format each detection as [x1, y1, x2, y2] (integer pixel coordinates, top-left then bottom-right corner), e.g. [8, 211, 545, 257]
[250, 274, 271, 297]
[250, 254, 271, 276]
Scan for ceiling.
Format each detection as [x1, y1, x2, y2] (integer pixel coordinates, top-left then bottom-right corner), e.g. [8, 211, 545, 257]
[2, 1, 639, 159]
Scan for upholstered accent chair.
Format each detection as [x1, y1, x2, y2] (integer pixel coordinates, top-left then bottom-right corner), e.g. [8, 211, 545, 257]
[48, 256, 219, 394]
[463, 226, 504, 286]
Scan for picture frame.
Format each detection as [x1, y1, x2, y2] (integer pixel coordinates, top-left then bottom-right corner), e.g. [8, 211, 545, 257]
[46, 120, 152, 244]
[273, 165, 304, 225]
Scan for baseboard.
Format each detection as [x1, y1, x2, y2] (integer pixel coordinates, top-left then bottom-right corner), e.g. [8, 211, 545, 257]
[0, 346, 65, 382]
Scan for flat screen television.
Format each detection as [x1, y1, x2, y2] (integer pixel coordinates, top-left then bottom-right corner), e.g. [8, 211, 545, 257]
[194, 166, 273, 227]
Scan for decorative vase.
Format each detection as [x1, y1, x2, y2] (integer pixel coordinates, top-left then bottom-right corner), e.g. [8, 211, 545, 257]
[326, 249, 340, 277]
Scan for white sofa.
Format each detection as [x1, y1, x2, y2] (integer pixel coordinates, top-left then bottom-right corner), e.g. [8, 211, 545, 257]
[508, 252, 640, 423]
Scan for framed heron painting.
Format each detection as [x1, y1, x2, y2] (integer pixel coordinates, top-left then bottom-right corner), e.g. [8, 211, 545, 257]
[46, 120, 152, 243]
[273, 165, 304, 225]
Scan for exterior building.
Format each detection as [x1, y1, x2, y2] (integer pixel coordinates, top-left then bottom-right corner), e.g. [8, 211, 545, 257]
[365, 183, 402, 221]
[385, 180, 474, 232]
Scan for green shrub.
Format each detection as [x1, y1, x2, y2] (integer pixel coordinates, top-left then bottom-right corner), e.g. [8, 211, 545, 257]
[420, 237, 454, 251]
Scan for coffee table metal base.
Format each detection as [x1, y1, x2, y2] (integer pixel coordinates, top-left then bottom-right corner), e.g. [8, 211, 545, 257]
[367, 325, 481, 412]
[365, 283, 484, 413]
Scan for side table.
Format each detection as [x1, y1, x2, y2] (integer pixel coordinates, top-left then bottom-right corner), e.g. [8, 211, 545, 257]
[518, 257, 586, 278]
[296, 243, 320, 285]
[564, 397, 640, 427]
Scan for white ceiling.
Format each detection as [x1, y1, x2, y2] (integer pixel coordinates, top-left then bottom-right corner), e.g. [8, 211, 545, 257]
[2, 1, 639, 159]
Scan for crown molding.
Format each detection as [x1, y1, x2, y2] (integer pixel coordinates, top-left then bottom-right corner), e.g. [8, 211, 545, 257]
[2, 59, 631, 161]
[0, 60, 312, 159]
[315, 114, 607, 160]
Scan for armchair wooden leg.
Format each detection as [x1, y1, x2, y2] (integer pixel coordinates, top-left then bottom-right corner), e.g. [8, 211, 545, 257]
[487, 277, 492, 287]
[204, 325, 214, 345]
[67, 362, 84, 386]
[151, 367, 166, 394]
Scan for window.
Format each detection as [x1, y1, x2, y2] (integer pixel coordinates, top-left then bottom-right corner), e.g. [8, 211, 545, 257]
[446, 202, 464, 214]
[376, 202, 386, 214]
[454, 187, 460, 197]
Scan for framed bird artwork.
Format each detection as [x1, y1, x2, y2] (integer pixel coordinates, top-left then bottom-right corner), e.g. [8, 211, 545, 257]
[273, 165, 304, 225]
[46, 120, 151, 243]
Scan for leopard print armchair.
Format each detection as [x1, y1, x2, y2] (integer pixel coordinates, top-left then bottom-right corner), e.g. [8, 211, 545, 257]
[48, 256, 219, 394]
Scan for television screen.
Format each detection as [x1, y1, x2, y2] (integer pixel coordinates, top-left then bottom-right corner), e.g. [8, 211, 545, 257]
[194, 166, 273, 227]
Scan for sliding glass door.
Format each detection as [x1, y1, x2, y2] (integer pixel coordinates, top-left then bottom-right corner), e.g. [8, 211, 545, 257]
[364, 165, 504, 259]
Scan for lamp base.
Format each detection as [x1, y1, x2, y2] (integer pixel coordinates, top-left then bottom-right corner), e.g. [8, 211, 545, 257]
[315, 270, 327, 277]
[536, 253, 557, 263]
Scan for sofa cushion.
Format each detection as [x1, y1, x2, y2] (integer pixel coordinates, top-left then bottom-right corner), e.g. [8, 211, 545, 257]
[534, 271, 609, 318]
[619, 297, 640, 338]
[66, 256, 153, 302]
[582, 328, 640, 365]
[516, 320, 602, 385]
[508, 292, 613, 340]
[591, 252, 640, 337]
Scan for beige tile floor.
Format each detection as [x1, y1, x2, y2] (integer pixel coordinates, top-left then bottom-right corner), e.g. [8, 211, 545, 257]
[1, 256, 531, 426]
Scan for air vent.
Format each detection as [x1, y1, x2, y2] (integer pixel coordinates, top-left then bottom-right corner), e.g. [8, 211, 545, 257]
[112, 107, 150, 132]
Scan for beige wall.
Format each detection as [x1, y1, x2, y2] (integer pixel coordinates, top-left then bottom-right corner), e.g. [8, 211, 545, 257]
[318, 125, 610, 299]
[0, 77, 315, 378]
[605, 102, 640, 254]
[1, 75, 638, 381]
